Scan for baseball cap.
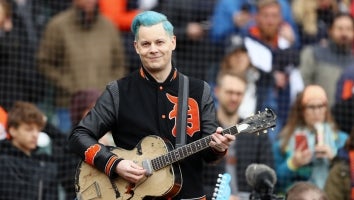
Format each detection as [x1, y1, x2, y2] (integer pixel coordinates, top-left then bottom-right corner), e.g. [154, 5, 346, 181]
[225, 35, 247, 55]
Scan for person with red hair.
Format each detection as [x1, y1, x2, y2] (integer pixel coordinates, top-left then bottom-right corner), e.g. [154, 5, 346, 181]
[273, 85, 348, 193]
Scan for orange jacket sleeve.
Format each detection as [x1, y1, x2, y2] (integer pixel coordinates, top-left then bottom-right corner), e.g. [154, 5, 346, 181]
[99, 0, 140, 32]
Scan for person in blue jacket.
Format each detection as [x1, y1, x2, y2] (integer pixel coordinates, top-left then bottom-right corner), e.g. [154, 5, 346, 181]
[273, 85, 348, 194]
[210, 0, 299, 45]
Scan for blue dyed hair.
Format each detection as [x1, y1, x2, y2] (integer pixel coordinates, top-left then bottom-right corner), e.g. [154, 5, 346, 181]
[131, 11, 174, 40]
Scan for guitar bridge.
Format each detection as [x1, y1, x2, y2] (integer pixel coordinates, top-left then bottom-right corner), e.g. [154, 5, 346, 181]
[142, 159, 153, 176]
[77, 181, 102, 200]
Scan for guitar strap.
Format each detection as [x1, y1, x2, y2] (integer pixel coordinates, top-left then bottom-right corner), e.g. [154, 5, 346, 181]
[176, 73, 189, 149]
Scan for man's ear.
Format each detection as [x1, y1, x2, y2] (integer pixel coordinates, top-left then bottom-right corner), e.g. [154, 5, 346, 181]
[171, 35, 176, 50]
[134, 41, 139, 54]
[7, 126, 16, 138]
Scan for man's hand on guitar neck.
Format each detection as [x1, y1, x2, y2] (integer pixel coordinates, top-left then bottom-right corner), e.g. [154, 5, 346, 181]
[113, 127, 235, 184]
[210, 127, 236, 153]
[116, 160, 147, 183]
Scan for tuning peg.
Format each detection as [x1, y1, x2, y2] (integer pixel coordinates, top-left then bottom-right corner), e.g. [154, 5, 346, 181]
[271, 128, 275, 131]
[263, 130, 268, 133]
[212, 192, 217, 199]
[257, 132, 259, 136]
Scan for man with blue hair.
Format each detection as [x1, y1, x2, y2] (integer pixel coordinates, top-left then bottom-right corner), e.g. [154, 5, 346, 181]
[69, 11, 235, 200]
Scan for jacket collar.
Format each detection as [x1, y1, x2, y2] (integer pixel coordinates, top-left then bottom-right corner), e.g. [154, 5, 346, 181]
[139, 66, 178, 84]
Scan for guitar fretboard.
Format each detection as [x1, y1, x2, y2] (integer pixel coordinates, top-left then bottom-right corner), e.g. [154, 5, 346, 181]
[150, 125, 239, 171]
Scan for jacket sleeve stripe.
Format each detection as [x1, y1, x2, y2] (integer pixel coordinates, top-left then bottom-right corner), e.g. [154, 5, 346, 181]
[105, 155, 119, 176]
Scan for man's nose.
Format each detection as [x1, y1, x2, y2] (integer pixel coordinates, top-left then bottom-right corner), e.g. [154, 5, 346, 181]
[149, 43, 158, 52]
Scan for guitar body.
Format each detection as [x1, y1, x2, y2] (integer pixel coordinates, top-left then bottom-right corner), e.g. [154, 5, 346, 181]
[75, 135, 182, 200]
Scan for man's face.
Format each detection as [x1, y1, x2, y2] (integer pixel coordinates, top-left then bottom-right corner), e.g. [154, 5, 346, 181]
[74, 0, 97, 13]
[215, 75, 246, 116]
[134, 23, 176, 74]
[9, 123, 40, 154]
[256, 4, 282, 39]
[329, 16, 354, 47]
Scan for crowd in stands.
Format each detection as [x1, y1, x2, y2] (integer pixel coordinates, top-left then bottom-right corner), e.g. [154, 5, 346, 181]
[0, 0, 353, 199]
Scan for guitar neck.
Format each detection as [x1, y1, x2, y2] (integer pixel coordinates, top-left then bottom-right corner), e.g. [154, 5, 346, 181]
[149, 108, 276, 171]
[150, 125, 240, 171]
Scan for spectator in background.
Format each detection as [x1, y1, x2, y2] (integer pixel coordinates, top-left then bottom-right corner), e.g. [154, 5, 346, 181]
[286, 181, 328, 200]
[161, 0, 224, 80]
[292, 0, 339, 47]
[247, 0, 296, 47]
[206, 36, 260, 120]
[9, 0, 57, 52]
[37, 0, 126, 133]
[0, 101, 59, 200]
[300, 13, 354, 107]
[270, 48, 302, 136]
[0, 101, 79, 199]
[204, 71, 273, 200]
[245, 0, 300, 141]
[69, 88, 114, 146]
[210, 0, 298, 45]
[99, 0, 139, 73]
[273, 85, 348, 193]
[0, 0, 13, 110]
[0, 0, 54, 111]
[332, 64, 354, 134]
[69, 88, 101, 127]
[202, 71, 244, 200]
[324, 126, 354, 200]
[99, 0, 140, 32]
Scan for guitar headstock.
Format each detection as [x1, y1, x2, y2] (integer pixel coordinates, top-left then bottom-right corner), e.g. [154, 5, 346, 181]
[212, 173, 231, 200]
[237, 108, 276, 135]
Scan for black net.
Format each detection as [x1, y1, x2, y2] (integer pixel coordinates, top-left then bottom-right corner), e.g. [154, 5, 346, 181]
[0, 0, 353, 200]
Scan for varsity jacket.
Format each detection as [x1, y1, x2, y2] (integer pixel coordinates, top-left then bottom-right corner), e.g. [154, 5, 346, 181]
[69, 67, 224, 199]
